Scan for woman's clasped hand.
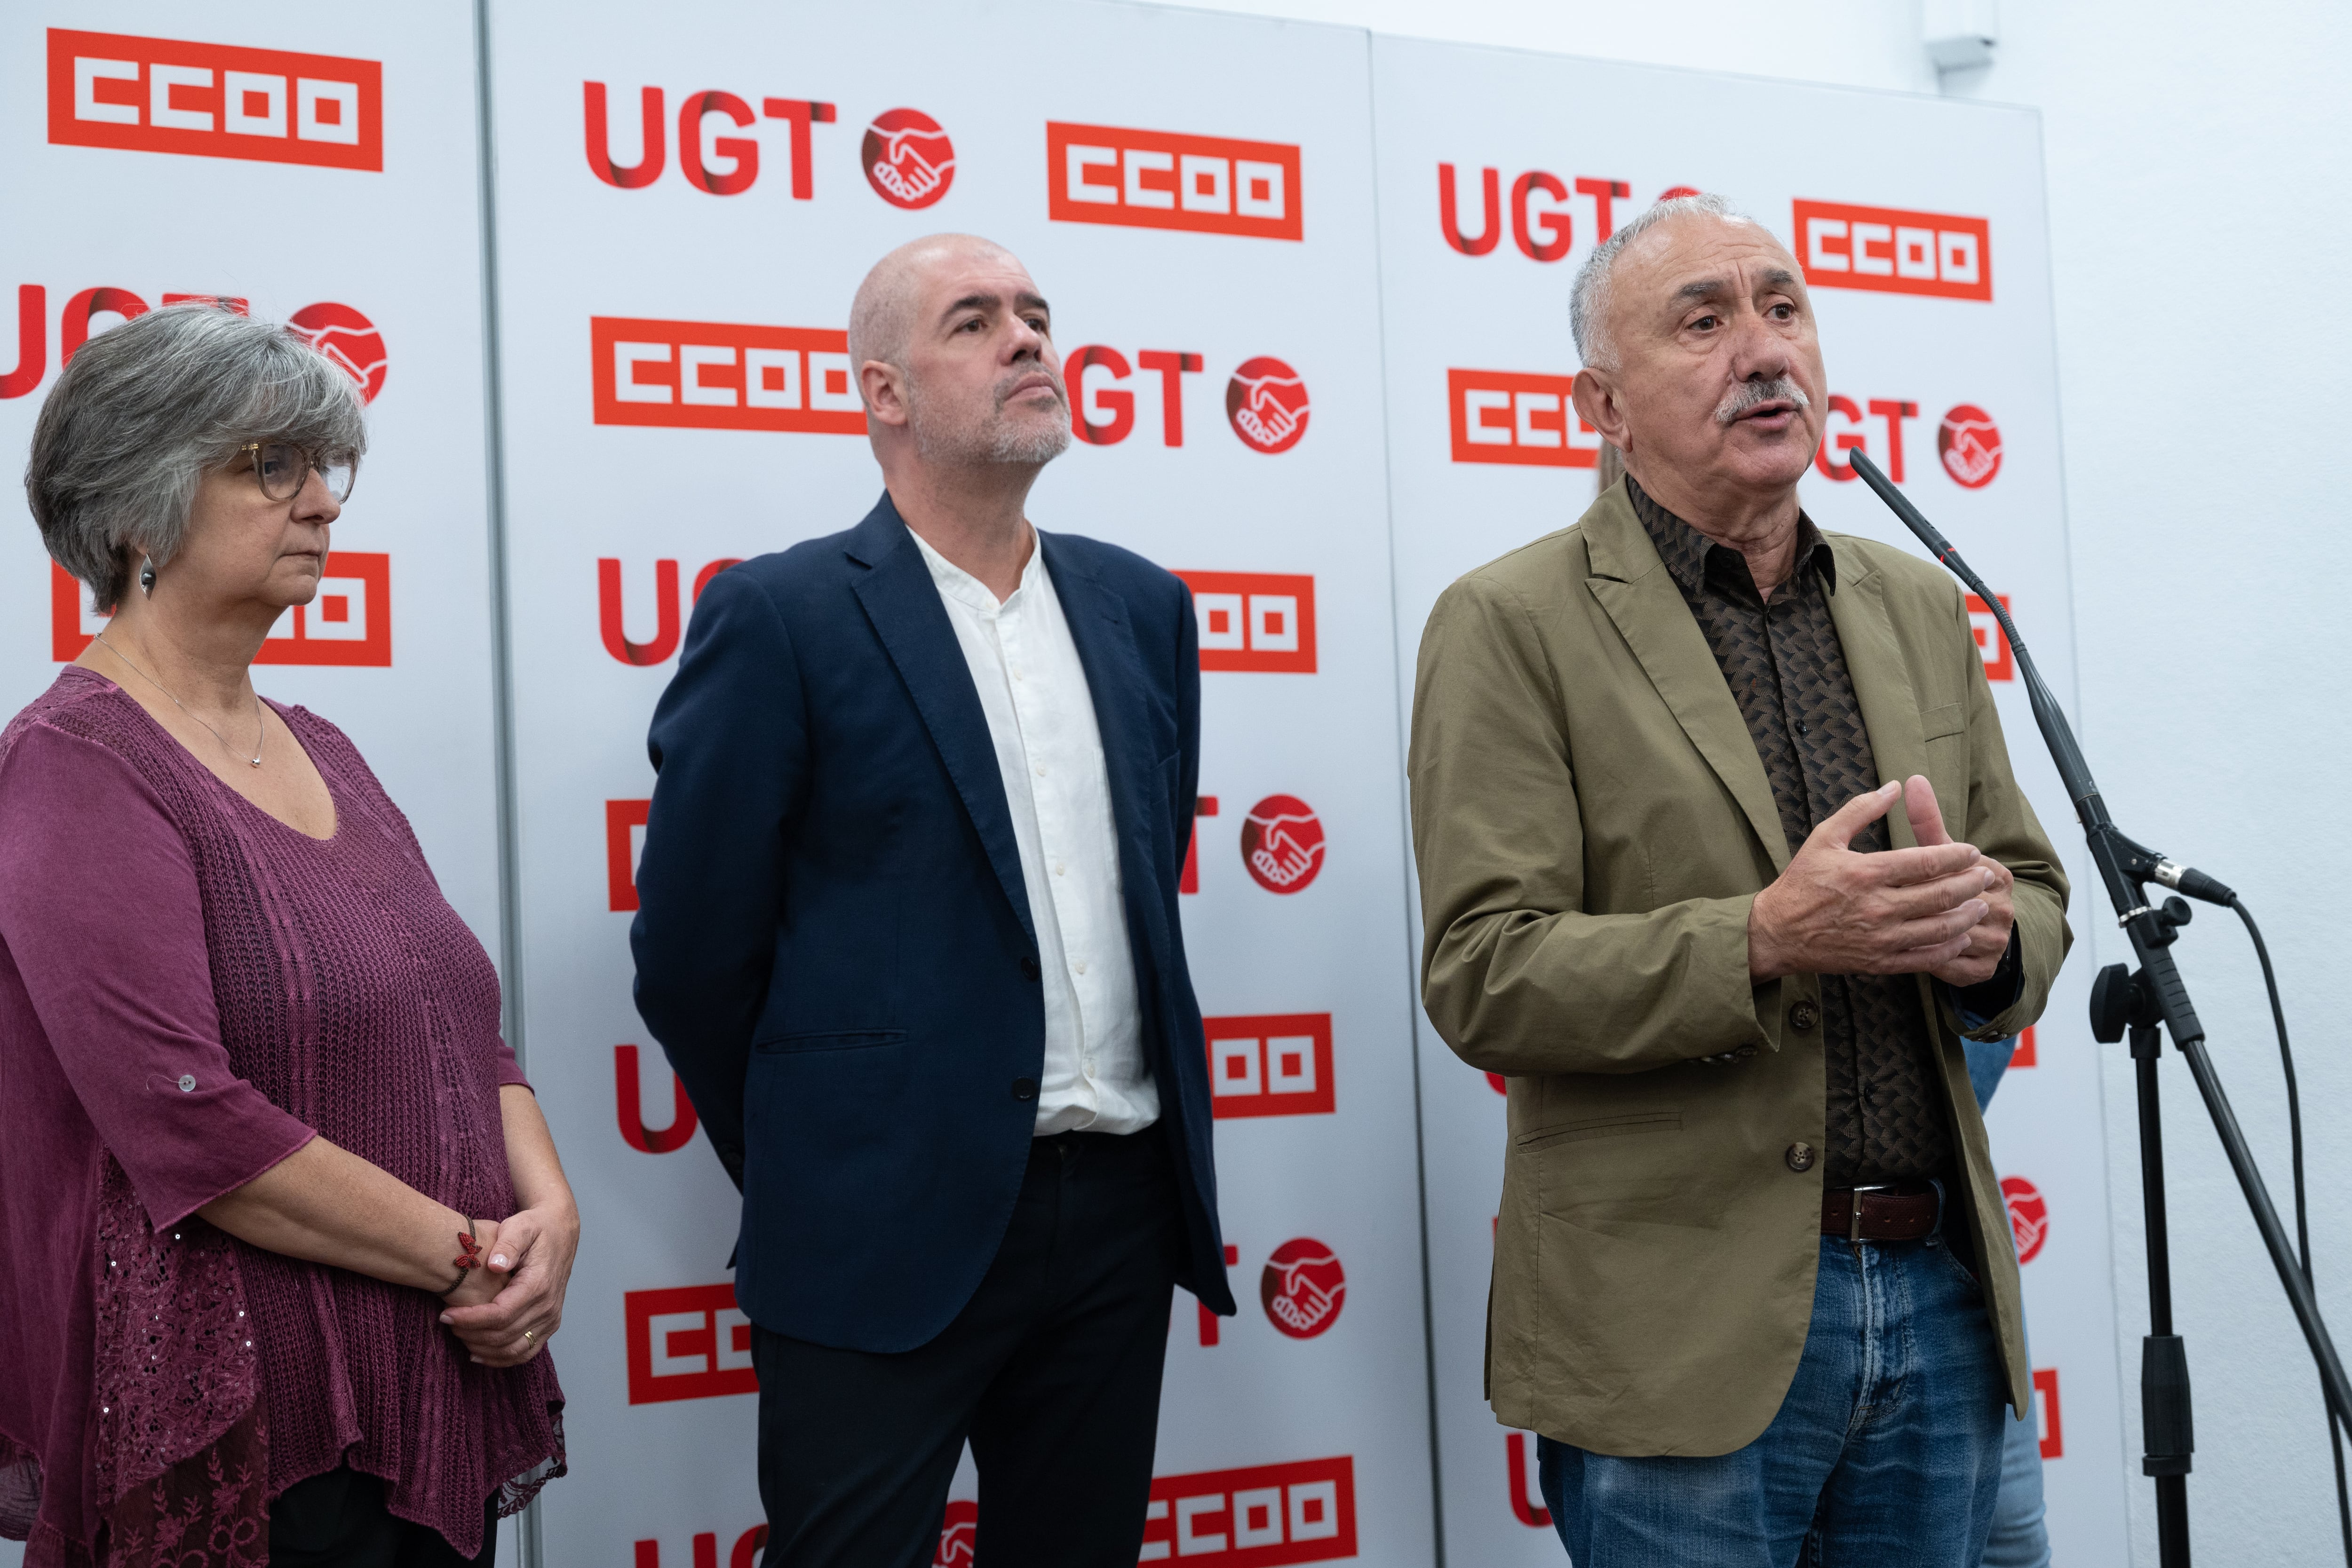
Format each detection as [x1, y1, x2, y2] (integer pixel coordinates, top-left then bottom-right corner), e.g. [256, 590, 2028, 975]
[440, 1204, 580, 1367]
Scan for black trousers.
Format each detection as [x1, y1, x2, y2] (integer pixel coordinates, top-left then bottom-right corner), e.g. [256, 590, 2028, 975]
[269, 1467, 497, 1568]
[753, 1128, 1183, 1568]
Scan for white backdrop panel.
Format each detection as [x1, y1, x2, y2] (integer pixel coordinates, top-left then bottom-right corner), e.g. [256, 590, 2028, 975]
[0, 0, 504, 949]
[1367, 34, 2128, 1566]
[485, 3, 1430, 1564]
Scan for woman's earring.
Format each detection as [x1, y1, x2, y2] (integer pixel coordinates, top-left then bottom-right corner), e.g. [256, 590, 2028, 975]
[139, 556, 156, 597]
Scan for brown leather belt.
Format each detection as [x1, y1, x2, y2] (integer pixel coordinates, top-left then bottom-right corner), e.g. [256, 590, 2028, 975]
[1820, 1185, 1939, 1243]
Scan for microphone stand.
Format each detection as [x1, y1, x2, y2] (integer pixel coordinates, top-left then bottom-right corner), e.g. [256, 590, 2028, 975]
[1848, 449, 2352, 1567]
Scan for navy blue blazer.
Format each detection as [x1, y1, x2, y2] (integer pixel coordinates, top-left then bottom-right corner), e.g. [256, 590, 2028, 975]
[630, 493, 1235, 1351]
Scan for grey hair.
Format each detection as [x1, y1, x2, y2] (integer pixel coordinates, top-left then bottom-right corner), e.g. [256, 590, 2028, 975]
[26, 302, 367, 611]
[1570, 192, 1752, 372]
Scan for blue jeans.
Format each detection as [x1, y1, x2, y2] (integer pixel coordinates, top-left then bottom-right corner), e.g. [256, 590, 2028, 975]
[1539, 1234, 2007, 1567]
[1980, 1339, 2050, 1567]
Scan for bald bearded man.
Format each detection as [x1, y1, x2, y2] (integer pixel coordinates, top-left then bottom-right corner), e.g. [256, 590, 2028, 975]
[631, 235, 1233, 1567]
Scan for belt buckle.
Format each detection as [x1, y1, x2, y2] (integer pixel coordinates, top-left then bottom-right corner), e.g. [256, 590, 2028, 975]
[1847, 1184, 1891, 1244]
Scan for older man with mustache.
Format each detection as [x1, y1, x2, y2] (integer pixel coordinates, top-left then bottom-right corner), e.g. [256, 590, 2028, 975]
[631, 234, 1232, 1567]
[1409, 193, 2070, 1565]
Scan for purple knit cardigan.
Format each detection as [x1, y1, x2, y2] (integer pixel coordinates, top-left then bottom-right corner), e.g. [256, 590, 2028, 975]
[0, 670, 563, 1567]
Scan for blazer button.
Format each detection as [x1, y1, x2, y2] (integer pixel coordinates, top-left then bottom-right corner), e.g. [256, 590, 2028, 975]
[1019, 957, 1041, 982]
[1788, 1000, 1821, 1031]
[1786, 1142, 1817, 1172]
[1012, 1077, 1039, 1102]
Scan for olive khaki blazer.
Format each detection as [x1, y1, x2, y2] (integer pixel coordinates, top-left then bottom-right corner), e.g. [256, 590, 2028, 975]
[1409, 480, 2070, 1456]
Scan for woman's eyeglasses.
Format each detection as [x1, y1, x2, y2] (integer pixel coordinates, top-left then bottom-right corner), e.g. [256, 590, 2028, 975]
[239, 441, 357, 503]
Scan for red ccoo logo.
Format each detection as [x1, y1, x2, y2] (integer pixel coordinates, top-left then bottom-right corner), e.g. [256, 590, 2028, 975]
[1447, 368, 1600, 467]
[591, 317, 864, 434]
[2001, 1175, 2048, 1264]
[1226, 358, 1308, 454]
[623, 1282, 757, 1403]
[863, 108, 954, 208]
[53, 554, 389, 666]
[288, 302, 386, 403]
[2034, 1367, 2063, 1459]
[1966, 593, 2015, 683]
[1205, 1014, 1335, 1119]
[47, 29, 381, 171]
[1174, 571, 1316, 674]
[1140, 1457, 1356, 1564]
[1240, 795, 1323, 894]
[1261, 1240, 1345, 1339]
[1794, 198, 1992, 302]
[1939, 404, 2002, 488]
[1047, 122, 1302, 243]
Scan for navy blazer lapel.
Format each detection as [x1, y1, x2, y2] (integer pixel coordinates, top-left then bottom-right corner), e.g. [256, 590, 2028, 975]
[1039, 533, 1161, 909]
[845, 495, 1036, 946]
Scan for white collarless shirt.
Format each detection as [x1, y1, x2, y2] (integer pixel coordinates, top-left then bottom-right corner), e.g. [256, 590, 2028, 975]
[909, 527, 1159, 1136]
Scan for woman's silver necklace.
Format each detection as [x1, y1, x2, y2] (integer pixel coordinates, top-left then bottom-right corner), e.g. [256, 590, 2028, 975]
[95, 632, 266, 768]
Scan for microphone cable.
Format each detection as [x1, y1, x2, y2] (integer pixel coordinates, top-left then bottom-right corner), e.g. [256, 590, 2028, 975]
[2230, 895, 2352, 1562]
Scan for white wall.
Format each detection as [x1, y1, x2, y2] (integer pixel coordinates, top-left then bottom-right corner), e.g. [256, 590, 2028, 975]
[1191, 1, 2352, 1563]
[1956, 6, 2352, 1565]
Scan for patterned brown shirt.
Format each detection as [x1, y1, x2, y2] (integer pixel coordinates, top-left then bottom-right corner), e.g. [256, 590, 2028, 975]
[1627, 476, 1952, 1186]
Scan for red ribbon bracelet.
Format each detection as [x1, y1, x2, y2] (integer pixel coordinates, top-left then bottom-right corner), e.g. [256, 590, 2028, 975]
[448, 1227, 484, 1293]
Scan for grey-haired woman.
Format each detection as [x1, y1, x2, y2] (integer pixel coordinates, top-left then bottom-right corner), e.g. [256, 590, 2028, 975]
[0, 304, 569, 1568]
